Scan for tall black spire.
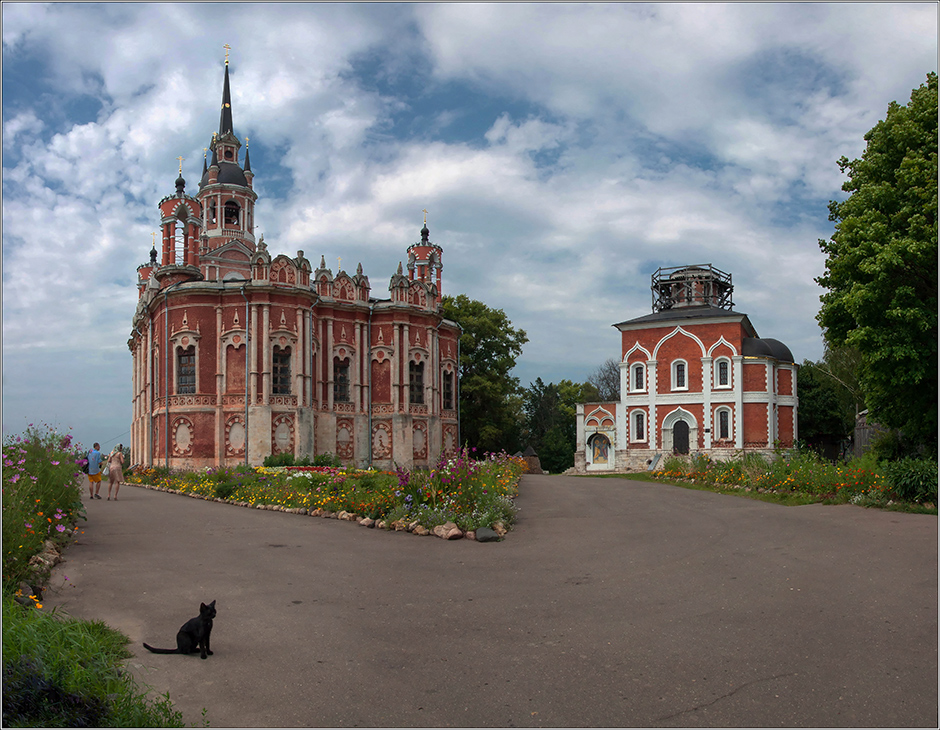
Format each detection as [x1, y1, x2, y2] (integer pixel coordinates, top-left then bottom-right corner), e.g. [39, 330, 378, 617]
[219, 61, 234, 136]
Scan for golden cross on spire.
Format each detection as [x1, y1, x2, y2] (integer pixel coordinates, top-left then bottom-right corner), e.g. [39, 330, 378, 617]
[224, 44, 231, 65]
[337, 256, 342, 271]
[152, 232, 156, 246]
[422, 208, 428, 225]
[203, 147, 208, 159]
[177, 156, 184, 174]
[245, 136, 249, 148]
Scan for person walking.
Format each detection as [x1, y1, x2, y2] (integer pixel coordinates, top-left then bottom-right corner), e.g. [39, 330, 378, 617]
[87, 443, 104, 499]
[107, 445, 125, 501]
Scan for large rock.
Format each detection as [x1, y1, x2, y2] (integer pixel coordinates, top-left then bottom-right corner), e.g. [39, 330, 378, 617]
[475, 526, 499, 542]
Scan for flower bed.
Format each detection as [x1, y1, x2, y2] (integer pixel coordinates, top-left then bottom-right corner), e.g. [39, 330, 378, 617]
[2, 424, 87, 595]
[126, 448, 527, 536]
[654, 450, 935, 509]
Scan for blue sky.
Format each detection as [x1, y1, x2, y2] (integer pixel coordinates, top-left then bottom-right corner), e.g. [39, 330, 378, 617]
[2, 3, 936, 454]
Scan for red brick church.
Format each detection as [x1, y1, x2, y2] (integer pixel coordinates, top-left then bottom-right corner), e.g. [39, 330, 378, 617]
[129, 59, 460, 469]
[574, 265, 798, 472]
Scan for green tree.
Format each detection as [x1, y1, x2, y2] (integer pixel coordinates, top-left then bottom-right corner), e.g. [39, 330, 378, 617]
[816, 72, 938, 455]
[587, 357, 621, 402]
[797, 359, 855, 451]
[522, 378, 598, 473]
[441, 294, 528, 454]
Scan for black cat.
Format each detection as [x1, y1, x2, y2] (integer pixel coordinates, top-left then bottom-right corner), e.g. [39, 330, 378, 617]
[143, 600, 216, 659]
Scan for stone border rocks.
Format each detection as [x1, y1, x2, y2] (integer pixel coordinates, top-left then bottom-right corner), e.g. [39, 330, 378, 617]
[128, 482, 509, 541]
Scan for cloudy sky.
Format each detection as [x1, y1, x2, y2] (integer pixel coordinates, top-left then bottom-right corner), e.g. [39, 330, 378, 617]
[2, 3, 936, 453]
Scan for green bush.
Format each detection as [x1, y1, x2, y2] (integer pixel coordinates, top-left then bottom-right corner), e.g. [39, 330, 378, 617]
[263, 452, 295, 467]
[882, 458, 938, 503]
[312, 452, 341, 467]
[214, 482, 236, 500]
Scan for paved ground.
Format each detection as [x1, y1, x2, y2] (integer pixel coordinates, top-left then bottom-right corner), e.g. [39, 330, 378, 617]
[45, 474, 937, 728]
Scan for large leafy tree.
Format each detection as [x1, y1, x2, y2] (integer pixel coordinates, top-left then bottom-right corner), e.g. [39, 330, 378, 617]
[522, 378, 598, 473]
[441, 294, 528, 454]
[816, 72, 937, 454]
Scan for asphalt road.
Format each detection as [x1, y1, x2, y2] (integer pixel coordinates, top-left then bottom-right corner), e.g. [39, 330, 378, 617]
[45, 474, 937, 728]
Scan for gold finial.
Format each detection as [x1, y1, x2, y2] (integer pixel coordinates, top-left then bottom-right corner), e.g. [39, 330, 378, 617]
[177, 156, 184, 174]
[224, 44, 231, 66]
[203, 147, 208, 159]
[338, 257, 342, 271]
[422, 208, 428, 225]
[245, 136, 249, 148]
[152, 232, 156, 246]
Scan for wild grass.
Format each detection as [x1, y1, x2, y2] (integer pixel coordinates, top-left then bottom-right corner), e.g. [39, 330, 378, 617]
[3, 595, 184, 727]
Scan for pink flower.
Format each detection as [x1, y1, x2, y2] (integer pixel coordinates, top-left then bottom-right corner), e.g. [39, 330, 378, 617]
[55, 525, 65, 532]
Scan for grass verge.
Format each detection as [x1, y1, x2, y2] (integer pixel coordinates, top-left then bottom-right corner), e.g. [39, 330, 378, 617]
[2, 595, 185, 727]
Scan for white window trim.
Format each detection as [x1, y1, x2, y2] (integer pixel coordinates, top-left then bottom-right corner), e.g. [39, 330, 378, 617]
[630, 362, 647, 393]
[714, 357, 732, 389]
[671, 359, 689, 391]
[714, 406, 733, 440]
[630, 409, 647, 443]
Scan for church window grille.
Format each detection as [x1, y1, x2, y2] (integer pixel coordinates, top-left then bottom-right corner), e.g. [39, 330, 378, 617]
[333, 358, 350, 402]
[273, 347, 291, 395]
[409, 361, 425, 405]
[442, 371, 454, 410]
[177, 346, 196, 394]
[632, 363, 645, 392]
[715, 358, 731, 388]
[717, 408, 731, 440]
[632, 411, 646, 442]
[672, 360, 687, 391]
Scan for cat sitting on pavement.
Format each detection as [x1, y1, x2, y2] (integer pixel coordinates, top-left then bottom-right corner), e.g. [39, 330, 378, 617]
[143, 600, 216, 660]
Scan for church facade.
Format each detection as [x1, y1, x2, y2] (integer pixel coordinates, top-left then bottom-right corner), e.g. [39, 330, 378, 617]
[574, 265, 798, 472]
[128, 61, 461, 470]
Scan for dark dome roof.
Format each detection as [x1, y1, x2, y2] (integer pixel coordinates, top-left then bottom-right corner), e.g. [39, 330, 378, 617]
[200, 161, 248, 189]
[763, 338, 795, 363]
[742, 337, 794, 363]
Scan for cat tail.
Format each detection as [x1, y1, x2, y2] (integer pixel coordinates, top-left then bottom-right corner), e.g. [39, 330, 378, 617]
[143, 642, 178, 654]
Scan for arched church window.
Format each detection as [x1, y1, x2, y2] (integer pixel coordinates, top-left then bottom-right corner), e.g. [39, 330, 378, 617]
[672, 360, 688, 391]
[224, 200, 240, 227]
[273, 347, 291, 395]
[442, 371, 454, 410]
[631, 411, 646, 442]
[716, 407, 732, 440]
[333, 357, 350, 402]
[177, 346, 196, 394]
[209, 201, 217, 225]
[715, 358, 731, 388]
[632, 363, 645, 392]
[173, 220, 186, 265]
[409, 361, 425, 405]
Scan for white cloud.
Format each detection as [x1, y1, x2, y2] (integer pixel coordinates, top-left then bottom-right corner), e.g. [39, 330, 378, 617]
[1, 2, 936, 449]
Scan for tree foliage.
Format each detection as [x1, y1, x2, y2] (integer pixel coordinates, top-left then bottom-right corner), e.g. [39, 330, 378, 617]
[816, 72, 937, 454]
[797, 359, 855, 448]
[587, 357, 621, 402]
[522, 378, 597, 473]
[441, 294, 528, 454]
